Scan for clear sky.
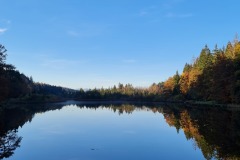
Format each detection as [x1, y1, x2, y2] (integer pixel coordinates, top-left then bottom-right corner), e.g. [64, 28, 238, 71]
[0, 0, 240, 89]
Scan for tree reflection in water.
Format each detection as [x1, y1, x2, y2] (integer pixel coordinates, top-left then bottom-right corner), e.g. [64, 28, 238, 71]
[0, 130, 22, 159]
[0, 102, 240, 160]
[0, 103, 65, 159]
[72, 103, 240, 159]
[161, 105, 240, 160]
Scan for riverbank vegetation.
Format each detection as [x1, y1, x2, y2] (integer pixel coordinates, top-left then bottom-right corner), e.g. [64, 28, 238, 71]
[76, 36, 240, 104]
[0, 44, 76, 103]
[1, 36, 240, 104]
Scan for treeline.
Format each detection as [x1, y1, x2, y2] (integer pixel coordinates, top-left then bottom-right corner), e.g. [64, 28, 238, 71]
[0, 45, 32, 101]
[75, 80, 176, 102]
[1, 35, 240, 104]
[163, 37, 240, 104]
[76, 36, 240, 104]
[0, 44, 76, 102]
[76, 83, 163, 101]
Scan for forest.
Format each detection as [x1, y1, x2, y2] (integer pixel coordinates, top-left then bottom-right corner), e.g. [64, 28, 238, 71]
[0, 44, 76, 103]
[0, 36, 240, 104]
[75, 36, 240, 104]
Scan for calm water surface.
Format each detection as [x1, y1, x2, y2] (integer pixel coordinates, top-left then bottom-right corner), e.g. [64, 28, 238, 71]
[1, 102, 240, 160]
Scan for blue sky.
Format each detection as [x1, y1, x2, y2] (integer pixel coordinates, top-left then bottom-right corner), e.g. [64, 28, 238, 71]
[0, 0, 240, 89]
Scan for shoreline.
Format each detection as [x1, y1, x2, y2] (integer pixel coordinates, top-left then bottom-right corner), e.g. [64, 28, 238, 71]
[1, 97, 240, 108]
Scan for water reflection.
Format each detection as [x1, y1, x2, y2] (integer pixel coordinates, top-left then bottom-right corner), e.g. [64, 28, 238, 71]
[162, 105, 240, 160]
[0, 130, 21, 159]
[0, 102, 240, 159]
[0, 104, 64, 159]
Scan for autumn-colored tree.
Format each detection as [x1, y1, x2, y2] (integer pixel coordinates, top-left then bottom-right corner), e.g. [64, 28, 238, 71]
[74, 35, 240, 104]
[225, 42, 234, 59]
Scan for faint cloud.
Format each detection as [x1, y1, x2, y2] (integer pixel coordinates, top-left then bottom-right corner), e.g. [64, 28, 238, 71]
[136, 1, 192, 22]
[67, 23, 107, 38]
[5, 20, 11, 24]
[165, 12, 193, 18]
[137, 5, 158, 17]
[67, 30, 79, 37]
[0, 28, 7, 34]
[160, 0, 193, 19]
[0, 19, 11, 25]
[67, 28, 102, 38]
[0, 19, 11, 35]
[42, 59, 85, 69]
[139, 11, 148, 16]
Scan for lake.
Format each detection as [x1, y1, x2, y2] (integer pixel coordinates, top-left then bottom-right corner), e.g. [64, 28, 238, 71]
[1, 101, 240, 160]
